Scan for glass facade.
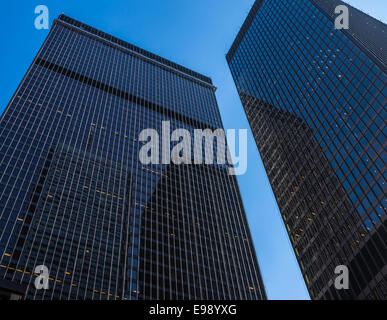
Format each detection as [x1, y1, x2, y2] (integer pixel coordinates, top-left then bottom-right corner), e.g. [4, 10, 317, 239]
[0, 15, 266, 300]
[227, 0, 386, 299]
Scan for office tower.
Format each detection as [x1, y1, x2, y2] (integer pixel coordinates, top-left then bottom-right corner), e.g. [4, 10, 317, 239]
[0, 15, 266, 300]
[227, 0, 386, 299]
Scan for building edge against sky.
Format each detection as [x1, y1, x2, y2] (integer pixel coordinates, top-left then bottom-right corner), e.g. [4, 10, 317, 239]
[0, 14, 266, 300]
[227, 0, 386, 299]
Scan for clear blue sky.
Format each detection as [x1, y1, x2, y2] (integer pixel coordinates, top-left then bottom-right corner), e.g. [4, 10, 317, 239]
[1, 0, 385, 300]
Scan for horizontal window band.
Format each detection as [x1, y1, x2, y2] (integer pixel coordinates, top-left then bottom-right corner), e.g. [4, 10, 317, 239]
[35, 57, 216, 131]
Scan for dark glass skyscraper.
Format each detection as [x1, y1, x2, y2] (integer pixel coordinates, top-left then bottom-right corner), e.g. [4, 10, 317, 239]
[0, 15, 266, 300]
[227, 0, 386, 299]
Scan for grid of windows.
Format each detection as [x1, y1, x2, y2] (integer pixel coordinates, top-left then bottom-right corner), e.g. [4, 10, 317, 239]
[227, 0, 386, 299]
[0, 15, 266, 299]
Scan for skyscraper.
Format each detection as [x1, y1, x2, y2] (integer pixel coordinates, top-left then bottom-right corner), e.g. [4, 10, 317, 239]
[227, 0, 386, 299]
[0, 14, 266, 300]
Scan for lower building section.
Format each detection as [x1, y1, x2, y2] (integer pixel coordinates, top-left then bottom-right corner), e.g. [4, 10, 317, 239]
[138, 164, 265, 300]
[0, 279, 26, 300]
